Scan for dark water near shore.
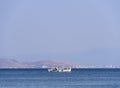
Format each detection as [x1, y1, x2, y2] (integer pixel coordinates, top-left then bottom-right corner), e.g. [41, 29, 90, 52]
[0, 68, 120, 88]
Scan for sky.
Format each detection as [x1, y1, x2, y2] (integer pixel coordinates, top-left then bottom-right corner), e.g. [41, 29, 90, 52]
[0, 0, 120, 66]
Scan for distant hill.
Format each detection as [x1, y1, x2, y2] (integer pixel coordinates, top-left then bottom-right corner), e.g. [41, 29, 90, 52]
[0, 59, 80, 68]
[0, 58, 30, 68]
[31, 60, 80, 68]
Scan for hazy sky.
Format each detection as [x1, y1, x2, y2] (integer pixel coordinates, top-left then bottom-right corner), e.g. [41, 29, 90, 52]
[0, 0, 120, 66]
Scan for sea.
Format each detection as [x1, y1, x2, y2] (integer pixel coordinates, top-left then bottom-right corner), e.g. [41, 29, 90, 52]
[0, 68, 120, 88]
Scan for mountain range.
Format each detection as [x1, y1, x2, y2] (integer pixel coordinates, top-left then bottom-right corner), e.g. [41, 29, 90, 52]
[0, 58, 80, 68]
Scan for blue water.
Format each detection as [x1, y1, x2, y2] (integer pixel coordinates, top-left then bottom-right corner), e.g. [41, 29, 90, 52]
[0, 68, 120, 88]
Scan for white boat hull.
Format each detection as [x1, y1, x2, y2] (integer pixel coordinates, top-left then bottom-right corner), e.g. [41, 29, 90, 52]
[48, 67, 71, 72]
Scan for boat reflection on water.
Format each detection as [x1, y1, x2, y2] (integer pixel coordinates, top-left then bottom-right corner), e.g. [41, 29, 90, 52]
[48, 67, 71, 72]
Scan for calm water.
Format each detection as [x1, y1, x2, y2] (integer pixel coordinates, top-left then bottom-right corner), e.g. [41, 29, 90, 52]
[0, 68, 120, 88]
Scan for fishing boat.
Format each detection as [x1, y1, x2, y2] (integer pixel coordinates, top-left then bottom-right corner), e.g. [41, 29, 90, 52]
[48, 67, 71, 72]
